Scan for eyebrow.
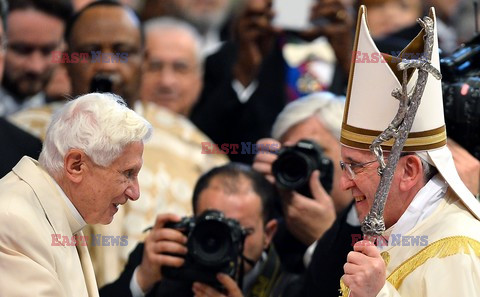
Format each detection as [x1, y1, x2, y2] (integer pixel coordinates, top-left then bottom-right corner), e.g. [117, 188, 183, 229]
[344, 156, 358, 163]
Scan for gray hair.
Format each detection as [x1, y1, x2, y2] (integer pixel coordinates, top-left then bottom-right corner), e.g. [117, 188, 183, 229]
[271, 92, 345, 140]
[143, 16, 204, 71]
[39, 93, 153, 177]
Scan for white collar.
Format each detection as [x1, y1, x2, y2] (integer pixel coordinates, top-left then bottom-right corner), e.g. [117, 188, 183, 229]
[383, 174, 447, 248]
[54, 181, 87, 234]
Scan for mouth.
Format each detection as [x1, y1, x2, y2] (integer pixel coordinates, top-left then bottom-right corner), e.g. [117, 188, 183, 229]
[354, 195, 366, 203]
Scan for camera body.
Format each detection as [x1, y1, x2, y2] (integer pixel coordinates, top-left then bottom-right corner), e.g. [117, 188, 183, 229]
[440, 34, 480, 159]
[162, 210, 247, 287]
[272, 139, 333, 197]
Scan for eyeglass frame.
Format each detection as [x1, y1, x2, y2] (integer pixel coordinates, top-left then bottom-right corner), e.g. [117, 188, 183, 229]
[339, 159, 377, 180]
[340, 152, 414, 180]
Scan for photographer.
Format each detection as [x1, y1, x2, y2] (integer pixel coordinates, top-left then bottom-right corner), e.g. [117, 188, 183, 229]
[100, 163, 300, 297]
[190, 0, 354, 164]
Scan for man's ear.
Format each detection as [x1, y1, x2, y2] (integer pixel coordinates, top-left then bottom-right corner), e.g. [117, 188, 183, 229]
[64, 149, 87, 183]
[263, 219, 278, 249]
[399, 155, 423, 191]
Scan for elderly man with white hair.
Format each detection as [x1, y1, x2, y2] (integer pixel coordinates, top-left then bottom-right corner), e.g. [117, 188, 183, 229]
[0, 93, 152, 297]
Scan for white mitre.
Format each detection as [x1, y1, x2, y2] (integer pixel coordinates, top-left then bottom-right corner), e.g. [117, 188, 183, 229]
[340, 5, 480, 219]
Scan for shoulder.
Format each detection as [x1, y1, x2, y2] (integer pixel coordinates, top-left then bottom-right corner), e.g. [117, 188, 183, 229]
[0, 167, 58, 249]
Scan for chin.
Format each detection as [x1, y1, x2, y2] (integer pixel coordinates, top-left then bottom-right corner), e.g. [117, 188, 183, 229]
[98, 216, 114, 225]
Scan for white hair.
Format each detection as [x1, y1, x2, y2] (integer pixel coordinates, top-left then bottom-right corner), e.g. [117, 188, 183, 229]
[271, 92, 346, 140]
[39, 93, 153, 177]
[143, 16, 204, 71]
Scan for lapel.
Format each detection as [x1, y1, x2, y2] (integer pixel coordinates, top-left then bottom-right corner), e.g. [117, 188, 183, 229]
[76, 230, 100, 297]
[12, 156, 99, 297]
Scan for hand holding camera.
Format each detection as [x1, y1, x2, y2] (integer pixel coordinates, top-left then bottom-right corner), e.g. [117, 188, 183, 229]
[136, 213, 187, 293]
[233, 0, 278, 87]
[253, 138, 336, 245]
[192, 274, 244, 297]
[302, 0, 354, 75]
[161, 210, 247, 289]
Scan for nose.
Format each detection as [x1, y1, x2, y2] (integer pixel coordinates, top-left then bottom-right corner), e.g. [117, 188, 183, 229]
[27, 51, 49, 74]
[125, 178, 140, 201]
[339, 173, 355, 191]
[157, 66, 177, 87]
[93, 54, 121, 72]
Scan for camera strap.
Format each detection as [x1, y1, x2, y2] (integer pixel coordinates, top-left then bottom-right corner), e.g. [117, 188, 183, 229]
[244, 246, 284, 297]
[241, 254, 256, 268]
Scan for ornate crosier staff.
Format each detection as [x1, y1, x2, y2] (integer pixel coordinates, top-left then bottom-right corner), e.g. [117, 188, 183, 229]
[361, 16, 442, 238]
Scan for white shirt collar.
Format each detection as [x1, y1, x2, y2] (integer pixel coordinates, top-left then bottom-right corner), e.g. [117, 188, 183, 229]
[53, 181, 87, 234]
[382, 174, 447, 249]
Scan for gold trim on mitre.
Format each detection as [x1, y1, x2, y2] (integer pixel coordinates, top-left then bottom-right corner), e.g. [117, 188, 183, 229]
[341, 124, 447, 151]
[341, 6, 446, 152]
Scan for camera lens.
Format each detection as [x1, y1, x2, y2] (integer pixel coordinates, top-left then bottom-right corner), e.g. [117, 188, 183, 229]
[273, 151, 311, 188]
[191, 220, 231, 267]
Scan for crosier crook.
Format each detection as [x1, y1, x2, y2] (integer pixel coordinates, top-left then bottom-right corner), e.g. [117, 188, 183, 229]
[361, 16, 442, 238]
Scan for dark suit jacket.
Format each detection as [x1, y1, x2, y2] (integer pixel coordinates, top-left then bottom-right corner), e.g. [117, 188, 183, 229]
[191, 39, 349, 165]
[299, 202, 361, 297]
[190, 41, 288, 164]
[0, 117, 43, 178]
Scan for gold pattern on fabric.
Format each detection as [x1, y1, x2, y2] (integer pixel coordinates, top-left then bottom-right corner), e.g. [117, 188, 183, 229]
[386, 236, 480, 289]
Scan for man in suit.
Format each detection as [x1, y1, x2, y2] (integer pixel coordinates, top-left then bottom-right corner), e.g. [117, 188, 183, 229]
[0, 92, 152, 296]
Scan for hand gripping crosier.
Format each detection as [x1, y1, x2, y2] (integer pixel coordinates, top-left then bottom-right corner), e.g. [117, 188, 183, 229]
[362, 16, 442, 238]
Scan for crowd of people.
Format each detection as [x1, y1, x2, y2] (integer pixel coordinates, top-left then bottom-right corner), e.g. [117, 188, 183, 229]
[0, 0, 479, 297]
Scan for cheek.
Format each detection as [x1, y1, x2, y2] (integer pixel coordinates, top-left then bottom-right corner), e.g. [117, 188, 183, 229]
[125, 61, 142, 79]
[5, 55, 23, 73]
[69, 65, 91, 88]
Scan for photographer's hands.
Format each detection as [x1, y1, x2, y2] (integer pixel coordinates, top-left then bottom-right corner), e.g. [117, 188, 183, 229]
[136, 214, 188, 293]
[253, 138, 336, 245]
[192, 274, 244, 297]
[252, 138, 280, 184]
[233, 0, 277, 87]
[300, 0, 354, 75]
[282, 170, 336, 245]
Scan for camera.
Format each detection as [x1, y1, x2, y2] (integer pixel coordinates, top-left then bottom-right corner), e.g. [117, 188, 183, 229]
[89, 74, 114, 93]
[272, 139, 333, 197]
[162, 210, 247, 287]
[440, 35, 480, 159]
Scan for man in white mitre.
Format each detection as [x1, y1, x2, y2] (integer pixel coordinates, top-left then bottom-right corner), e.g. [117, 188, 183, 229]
[338, 5, 480, 297]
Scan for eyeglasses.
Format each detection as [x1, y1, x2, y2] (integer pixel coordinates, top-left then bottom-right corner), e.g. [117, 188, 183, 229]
[339, 159, 377, 180]
[340, 153, 415, 180]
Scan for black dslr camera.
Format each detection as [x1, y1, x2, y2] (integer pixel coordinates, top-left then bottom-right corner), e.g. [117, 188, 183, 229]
[272, 139, 333, 198]
[440, 34, 480, 159]
[162, 210, 247, 287]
